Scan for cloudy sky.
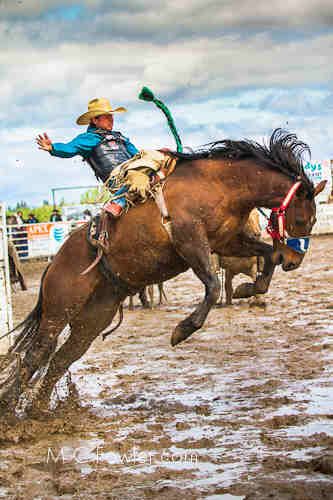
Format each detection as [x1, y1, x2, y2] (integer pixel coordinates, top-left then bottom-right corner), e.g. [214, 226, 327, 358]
[1, 0, 332, 206]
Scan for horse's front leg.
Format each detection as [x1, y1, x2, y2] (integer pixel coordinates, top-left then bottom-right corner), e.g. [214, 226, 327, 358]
[171, 223, 220, 346]
[232, 237, 275, 298]
[254, 254, 276, 294]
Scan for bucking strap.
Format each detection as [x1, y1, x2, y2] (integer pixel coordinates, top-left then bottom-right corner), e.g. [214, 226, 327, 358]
[151, 183, 173, 242]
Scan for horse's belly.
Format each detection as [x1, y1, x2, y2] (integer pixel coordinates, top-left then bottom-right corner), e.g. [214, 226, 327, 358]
[108, 224, 188, 287]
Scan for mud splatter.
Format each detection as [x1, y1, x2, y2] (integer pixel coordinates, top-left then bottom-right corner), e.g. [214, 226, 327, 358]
[1, 235, 332, 499]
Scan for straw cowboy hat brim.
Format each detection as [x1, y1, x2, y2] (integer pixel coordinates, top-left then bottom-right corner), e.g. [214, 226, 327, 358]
[76, 98, 127, 125]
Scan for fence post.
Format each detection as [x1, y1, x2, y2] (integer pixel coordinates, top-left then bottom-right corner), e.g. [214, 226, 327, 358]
[0, 203, 13, 354]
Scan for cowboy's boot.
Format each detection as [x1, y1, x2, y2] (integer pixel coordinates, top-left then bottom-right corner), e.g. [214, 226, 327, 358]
[103, 200, 124, 217]
[150, 168, 168, 187]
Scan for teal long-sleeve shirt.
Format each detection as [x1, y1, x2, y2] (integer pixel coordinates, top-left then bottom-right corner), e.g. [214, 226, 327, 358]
[50, 125, 138, 159]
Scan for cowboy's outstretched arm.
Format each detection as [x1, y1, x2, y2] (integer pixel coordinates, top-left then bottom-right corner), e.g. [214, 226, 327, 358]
[36, 133, 53, 152]
[36, 132, 101, 158]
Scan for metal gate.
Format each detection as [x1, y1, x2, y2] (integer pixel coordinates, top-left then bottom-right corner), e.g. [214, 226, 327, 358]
[0, 203, 13, 354]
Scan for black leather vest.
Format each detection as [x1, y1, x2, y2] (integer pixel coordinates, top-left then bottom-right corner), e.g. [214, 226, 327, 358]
[86, 130, 132, 182]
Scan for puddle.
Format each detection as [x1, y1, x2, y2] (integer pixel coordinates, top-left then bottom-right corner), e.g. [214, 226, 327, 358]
[205, 496, 245, 500]
[284, 420, 333, 438]
[287, 446, 325, 460]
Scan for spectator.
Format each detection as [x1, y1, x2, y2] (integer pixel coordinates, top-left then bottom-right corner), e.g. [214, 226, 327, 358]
[16, 210, 26, 224]
[6, 215, 20, 248]
[49, 209, 62, 222]
[9, 214, 28, 258]
[6, 215, 17, 226]
[82, 209, 92, 221]
[26, 213, 39, 223]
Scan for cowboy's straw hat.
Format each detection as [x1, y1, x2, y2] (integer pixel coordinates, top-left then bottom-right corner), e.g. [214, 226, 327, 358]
[76, 98, 127, 125]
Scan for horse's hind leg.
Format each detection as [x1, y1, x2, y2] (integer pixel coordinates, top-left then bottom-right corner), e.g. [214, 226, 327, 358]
[171, 223, 220, 346]
[139, 287, 151, 309]
[147, 285, 154, 308]
[158, 283, 168, 305]
[1, 243, 102, 413]
[13, 263, 100, 386]
[19, 315, 67, 385]
[0, 313, 66, 414]
[18, 270, 27, 291]
[225, 269, 234, 305]
[32, 285, 122, 409]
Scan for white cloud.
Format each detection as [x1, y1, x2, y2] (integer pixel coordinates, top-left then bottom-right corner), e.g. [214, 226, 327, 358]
[1, 32, 332, 123]
[0, 0, 102, 17]
[96, 0, 333, 39]
[1, 1, 332, 206]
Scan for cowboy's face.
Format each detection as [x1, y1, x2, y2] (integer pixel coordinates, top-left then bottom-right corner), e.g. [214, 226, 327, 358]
[91, 113, 114, 130]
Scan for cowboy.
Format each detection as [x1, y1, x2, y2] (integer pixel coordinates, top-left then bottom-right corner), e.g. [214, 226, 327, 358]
[36, 98, 139, 216]
[37, 98, 173, 217]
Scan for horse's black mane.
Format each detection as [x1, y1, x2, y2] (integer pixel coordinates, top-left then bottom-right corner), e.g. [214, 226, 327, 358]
[173, 129, 314, 194]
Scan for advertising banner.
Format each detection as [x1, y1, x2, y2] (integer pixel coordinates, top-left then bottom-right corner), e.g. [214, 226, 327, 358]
[48, 223, 70, 254]
[304, 160, 332, 203]
[26, 222, 70, 258]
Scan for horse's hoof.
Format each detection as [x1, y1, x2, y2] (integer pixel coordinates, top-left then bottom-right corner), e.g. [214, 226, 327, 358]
[233, 283, 255, 299]
[249, 297, 266, 309]
[170, 325, 193, 346]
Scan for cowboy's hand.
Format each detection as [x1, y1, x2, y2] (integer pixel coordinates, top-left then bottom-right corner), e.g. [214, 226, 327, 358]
[127, 170, 150, 198]
[36, 133, 53, 152]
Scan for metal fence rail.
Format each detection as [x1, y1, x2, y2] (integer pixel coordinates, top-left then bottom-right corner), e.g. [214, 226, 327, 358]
[6, 220, 86, 260]
[0, 203, 13, 352]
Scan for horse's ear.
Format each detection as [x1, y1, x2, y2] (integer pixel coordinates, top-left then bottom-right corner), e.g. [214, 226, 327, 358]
[313, 180, 327, 197]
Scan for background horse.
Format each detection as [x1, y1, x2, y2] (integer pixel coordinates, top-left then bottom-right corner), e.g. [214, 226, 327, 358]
[6, 215, 28, 291]
[0, 129, 326, 414]
[211, 209, 264, 305]
[128, 283, 167, 310]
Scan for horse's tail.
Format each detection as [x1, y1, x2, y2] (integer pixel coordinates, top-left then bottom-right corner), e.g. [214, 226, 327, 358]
[9, 264, 50, 353]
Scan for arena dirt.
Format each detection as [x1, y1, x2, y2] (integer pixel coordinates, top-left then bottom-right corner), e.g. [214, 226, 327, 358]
[1, 235, 333, 499]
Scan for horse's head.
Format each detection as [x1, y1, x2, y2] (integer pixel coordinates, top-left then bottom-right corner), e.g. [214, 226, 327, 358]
[271, 180, 327, 271]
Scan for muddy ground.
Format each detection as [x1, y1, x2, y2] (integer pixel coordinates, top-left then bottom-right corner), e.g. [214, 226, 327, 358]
[0, 235, 333, 499]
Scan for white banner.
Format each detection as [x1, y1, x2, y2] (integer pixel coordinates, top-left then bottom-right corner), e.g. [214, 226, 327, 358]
[304, 160, 332, 203]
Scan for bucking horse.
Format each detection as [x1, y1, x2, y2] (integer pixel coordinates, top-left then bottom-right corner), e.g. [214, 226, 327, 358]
[0, 129, 326, 415]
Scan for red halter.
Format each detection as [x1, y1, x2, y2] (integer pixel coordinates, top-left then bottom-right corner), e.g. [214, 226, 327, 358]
[267, 181, 302, 242]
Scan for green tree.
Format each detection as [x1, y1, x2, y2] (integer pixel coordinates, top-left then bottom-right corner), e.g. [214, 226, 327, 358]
[80, 188, 103, 204]
[7, 205, 56, 223]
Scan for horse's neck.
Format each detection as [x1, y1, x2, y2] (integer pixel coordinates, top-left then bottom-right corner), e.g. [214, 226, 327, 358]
[229, 162, 295, 210]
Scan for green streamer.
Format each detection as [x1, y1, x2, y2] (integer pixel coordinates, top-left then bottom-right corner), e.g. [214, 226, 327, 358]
[138, 86, 183, 153]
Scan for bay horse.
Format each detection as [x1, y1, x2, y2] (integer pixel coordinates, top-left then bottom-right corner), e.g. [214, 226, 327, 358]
[0, 129, 326, 413]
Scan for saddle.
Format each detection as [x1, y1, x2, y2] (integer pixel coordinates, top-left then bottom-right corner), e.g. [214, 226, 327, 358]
[84, 152, 176, 275]
[87, 152, 177, 250]
[106, 150, 177, 207]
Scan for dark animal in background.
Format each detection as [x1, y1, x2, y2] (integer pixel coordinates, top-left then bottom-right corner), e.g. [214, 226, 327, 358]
[128, 283, 167, 310]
